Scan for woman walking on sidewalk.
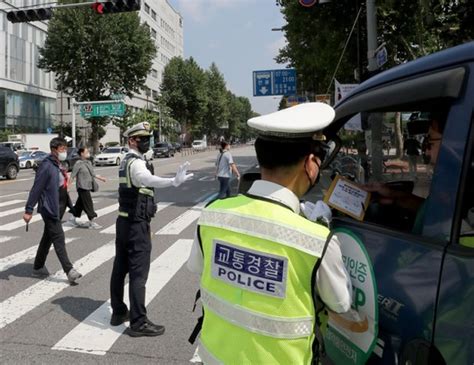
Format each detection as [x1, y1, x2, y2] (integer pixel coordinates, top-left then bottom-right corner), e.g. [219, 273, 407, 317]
[69, 147, 106, 229]
[215, 141, 240, 199]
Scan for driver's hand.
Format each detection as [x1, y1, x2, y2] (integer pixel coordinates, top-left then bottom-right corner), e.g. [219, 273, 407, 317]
[363, 182, 397, 205]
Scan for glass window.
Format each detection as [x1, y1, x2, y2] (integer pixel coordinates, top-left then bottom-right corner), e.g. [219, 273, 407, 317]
[458, 127, 474, 247]
[145, 3, 150, 13]
[151, 69, 158, 78]
[320, 106, 450, 237]
[152, 90, 158, 99]
[151, 29, 157, 39]
[151, 10, 157, 21]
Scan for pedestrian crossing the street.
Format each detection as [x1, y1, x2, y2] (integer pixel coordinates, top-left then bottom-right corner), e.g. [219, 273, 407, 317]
[0, 195, 205, 359]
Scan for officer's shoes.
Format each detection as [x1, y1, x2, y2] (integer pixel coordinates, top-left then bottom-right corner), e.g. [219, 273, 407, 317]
[110, 310, 130, 326]
[128, 320, 165, 337]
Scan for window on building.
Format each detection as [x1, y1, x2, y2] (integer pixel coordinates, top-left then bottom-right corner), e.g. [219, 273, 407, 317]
[151, 10, 157, 21]
[152, 90, 159, 100]
[179, 18, 183, 27]
[145, 3, 150, 13]
[151, 29, 157, 39]
[151, 69, 158, 78]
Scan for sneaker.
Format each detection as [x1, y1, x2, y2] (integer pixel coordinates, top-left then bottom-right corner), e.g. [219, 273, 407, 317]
[87, 221, 102, 230]
[128, 320, 165, 337]
[32, 266, 50, 278]
[68, 215, 78, 227]
[67, 268, 83, 284]
[110, 310, 130, 326]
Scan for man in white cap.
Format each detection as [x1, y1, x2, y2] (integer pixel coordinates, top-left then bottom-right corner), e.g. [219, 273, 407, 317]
[187, 103, 351, 364]
[110, 122, 193, 337]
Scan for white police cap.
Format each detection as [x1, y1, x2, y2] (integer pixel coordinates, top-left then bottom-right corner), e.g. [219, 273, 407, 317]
[247, 102, 335, 140]
[123, 122, 152, 138]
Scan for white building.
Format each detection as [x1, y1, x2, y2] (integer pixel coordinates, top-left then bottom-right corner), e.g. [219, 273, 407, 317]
[0, 0, 57, 135]
[1, 0, 184, 145]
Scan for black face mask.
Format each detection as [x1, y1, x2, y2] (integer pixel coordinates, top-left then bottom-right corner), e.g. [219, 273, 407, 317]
[136, 137, 150, 154]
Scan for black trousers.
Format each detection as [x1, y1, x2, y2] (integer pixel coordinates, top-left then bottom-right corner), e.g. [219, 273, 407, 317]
[73, 188, 97, 221]
[59, 187, 74, 220]
[110, 216, 151, 327]
[34, 213, 73, 273]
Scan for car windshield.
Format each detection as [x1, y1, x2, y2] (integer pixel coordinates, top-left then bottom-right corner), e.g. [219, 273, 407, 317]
[102, 148, 121, 153]
[19, 151, 32, 157]
[193, 141, 202, 145]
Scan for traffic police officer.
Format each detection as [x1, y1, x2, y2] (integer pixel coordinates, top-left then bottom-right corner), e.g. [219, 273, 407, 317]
[110, 122, 193, 337]
[187, 103, 352, 364]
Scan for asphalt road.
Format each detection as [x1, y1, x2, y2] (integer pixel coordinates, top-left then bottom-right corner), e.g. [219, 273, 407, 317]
[0, 146, 257, 364]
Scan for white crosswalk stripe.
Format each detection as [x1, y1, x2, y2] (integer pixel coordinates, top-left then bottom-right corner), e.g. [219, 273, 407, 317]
[155, 195, 216, 235]
[0, 237, 78, 273]
[0, 240, 116, 329]
[100, 202, 172, 234]
[52, 239, 193, 355]
[63, 203, 119, 232]
[0, 236, 18, 244]
[0, 207, 25, 218]
[0, 199, 25, 208]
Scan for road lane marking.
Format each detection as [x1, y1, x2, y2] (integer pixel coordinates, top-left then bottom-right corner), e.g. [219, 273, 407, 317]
[0, 240, 116, 329]
[0, 236, 18, 244]
[52, 239, 193, 355]
[0, 203, 119, 232]
[0, 199, 25, 208]
[156, 194, 217, 235]
[0, 238, 78, 273]
[0, 207, 24, 218]
[0, 178, 34, 185]
[0, 192, 27, 199]
[99, 202, 172, 234]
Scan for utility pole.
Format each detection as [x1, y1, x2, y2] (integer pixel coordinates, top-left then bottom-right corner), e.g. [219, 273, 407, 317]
[366, 0, 383, 181]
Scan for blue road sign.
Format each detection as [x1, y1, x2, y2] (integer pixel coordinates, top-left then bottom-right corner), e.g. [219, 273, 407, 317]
[253, 69, 297, 97]
[46, 127, 53, 134]
[376, 46, 388, 68]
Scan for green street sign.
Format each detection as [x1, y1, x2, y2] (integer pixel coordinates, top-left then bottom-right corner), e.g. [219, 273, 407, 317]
[80, 102, 126, 118]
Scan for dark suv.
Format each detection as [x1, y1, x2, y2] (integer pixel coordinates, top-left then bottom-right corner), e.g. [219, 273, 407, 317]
[153, 142, 175, 158]
[0, 146, 19, 179]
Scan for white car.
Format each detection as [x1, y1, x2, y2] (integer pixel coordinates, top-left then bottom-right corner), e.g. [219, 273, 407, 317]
[94, 147, 128, 166]
[192, 140, 207, 151]
[18, 150, 48, 169]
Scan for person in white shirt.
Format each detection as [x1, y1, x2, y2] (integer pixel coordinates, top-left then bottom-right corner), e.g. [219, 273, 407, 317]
[110, 122, 193, 337]
[187, 103, 352, 364]
[215, 141, 240, 198]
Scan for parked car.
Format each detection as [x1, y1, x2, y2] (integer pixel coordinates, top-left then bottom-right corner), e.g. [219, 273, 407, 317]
[0, 146, 19, 179]
[0, 142, 25, 153]
[192, 140, 207, 151]
[94, 146, 128, 166]
[153, 142, 175, 158]
[238, 42, 474, 365]
[18, 150, 48, 169]
[172, 142, 182, 152]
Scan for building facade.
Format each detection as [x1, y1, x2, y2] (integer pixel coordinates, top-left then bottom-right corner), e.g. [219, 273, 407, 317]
[0, 0, 56, 135]
[1, 0, 183, 145]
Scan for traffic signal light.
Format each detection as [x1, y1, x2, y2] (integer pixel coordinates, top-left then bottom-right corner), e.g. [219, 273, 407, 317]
[91, 0, 141, 15]
[7, 7, 53, 23]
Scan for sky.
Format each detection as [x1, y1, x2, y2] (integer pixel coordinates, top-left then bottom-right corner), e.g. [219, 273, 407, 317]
[167, 0, 287, 116]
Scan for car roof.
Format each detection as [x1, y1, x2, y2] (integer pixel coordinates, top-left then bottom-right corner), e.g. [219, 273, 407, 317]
[327, 42, 474, 135]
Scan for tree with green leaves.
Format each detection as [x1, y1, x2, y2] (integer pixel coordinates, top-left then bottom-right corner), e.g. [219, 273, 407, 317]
[203, 63, 229, 139]
[38, 2, 156, 151]
[159, 57, 208, 138]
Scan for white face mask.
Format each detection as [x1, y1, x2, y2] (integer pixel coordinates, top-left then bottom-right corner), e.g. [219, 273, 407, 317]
[58, 151, 67, 161]
[83, 153, 90, 159]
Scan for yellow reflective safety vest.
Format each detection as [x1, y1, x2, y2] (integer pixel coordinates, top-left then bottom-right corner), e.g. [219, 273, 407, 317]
[197, 194, 331, 365]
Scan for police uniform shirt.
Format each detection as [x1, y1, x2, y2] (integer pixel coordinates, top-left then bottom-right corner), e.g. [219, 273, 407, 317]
[127, 148, 175, 188]
[187, 180, 353, 314]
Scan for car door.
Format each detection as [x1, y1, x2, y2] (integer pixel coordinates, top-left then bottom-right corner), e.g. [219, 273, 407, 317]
[322, 62, 471, 364]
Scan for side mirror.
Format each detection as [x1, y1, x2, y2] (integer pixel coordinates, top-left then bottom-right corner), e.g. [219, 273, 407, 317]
[320, 135, 342, 170]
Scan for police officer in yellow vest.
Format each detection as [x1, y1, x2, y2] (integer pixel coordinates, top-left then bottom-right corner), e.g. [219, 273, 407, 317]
[110, 122, 193, 337]
[187, 103, 352, 364]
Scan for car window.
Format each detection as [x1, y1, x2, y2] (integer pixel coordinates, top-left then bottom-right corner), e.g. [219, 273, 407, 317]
[318, 105, 451, 238]
[103, 148, 120, 153]
[457, 127, 473, 248]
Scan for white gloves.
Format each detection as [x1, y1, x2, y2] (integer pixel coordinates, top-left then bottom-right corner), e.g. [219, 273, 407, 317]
[172, 161, 194, 187]
[300, 200, 332, 226]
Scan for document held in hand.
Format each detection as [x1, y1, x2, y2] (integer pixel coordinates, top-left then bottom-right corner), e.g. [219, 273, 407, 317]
[324, 175, 371, 221]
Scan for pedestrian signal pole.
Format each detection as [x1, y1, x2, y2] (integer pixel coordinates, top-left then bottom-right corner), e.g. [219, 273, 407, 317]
[7, 0, 141, 23]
